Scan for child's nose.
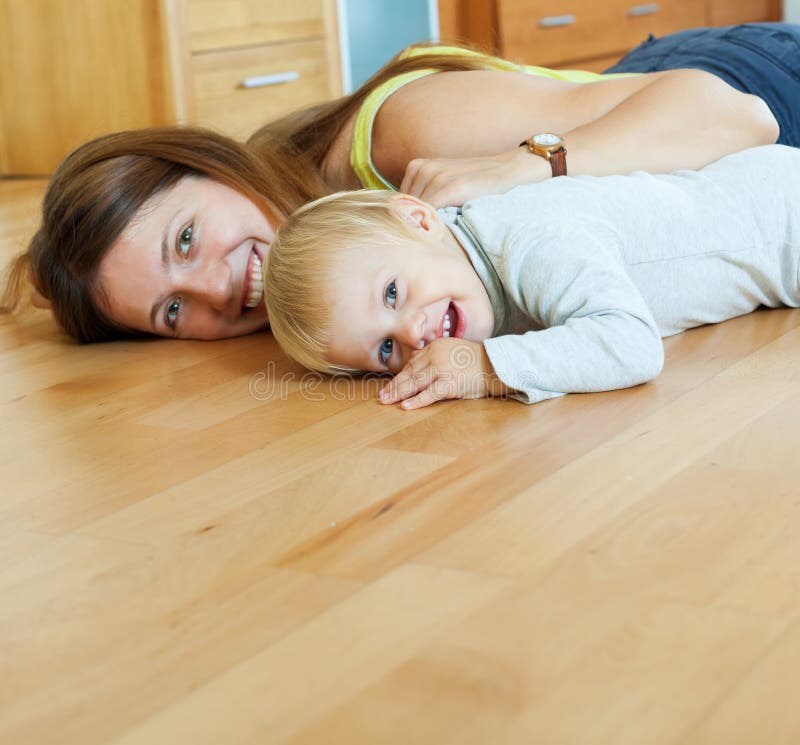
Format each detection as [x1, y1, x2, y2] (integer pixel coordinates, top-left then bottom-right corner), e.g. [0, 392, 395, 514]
[396, 310, 427, 353]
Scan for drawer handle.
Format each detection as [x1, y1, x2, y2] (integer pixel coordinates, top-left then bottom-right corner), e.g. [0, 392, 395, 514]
[240, 71, 300, 89]
[628, 3, 660, 16]
[538, 14, 576, 28]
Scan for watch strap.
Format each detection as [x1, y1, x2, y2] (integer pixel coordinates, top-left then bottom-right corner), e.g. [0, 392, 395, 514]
[548, 147, 567, 178]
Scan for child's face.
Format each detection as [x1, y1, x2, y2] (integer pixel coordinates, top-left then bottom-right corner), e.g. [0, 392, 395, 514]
[325, 222, 495, 374]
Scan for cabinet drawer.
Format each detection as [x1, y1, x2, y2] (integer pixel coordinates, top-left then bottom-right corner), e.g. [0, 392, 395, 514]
[190, 39, 333, 138]
[708, 0, 780, 25]
[185, 0, 325, 52]
[497, 0, 706, 67]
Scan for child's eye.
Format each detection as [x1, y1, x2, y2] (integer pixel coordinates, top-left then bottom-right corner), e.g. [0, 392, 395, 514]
[165, 297, 182, 330]
[385, 280, 397, 308]
[178, 225, 193, 257]
[379, 338, 393, 365]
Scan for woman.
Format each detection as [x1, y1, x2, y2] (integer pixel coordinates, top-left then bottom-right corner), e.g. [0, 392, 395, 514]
[3, 24, 798, 342]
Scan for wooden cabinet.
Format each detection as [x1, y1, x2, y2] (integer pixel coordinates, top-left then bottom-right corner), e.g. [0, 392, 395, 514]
[171, 0, 342, 139]
[707, 0, 781, 25]
[440, 0, 783, 71]
[0, 0, 342, 175]
[497, 0, 706, 69]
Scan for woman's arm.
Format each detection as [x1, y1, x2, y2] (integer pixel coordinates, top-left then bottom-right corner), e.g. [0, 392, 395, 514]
[562, 67, 778, 174]
[370, 68, 778, 206]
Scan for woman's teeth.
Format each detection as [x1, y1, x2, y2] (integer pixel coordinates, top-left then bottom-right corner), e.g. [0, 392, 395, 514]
[244, 251, 263, 309]
[443, 313, 452, 337]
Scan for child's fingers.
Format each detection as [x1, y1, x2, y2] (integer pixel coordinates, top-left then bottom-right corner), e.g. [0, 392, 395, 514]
[379, 359, 432, 403]
[385, 370, 432, 403]
[399, 384, 447, 410]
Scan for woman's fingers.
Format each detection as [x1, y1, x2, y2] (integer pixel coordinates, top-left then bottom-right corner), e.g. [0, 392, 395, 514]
[399, 158, 428, 194]
[401, 149, 542, 207]
[401, 157, 485, 201]
[400, 158, 437, 196]
[402, 159, 507, 207]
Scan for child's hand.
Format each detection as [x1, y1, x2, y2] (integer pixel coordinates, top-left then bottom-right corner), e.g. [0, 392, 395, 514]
[377, 338, 509, 410]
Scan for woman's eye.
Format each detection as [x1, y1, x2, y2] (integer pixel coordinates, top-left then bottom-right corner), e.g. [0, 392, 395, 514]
[379, 338, 393, 365]
[166, 297, 182, 330]
[385, 280, 397, 308]
[178, 225, 193, 257]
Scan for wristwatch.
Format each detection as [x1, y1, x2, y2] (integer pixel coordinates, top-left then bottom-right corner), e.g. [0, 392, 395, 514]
[520, 133, 567, 177]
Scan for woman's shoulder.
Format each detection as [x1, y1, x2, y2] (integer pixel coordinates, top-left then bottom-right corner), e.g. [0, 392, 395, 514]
[370, 69, 574, 172]
[351, 45, 640, 188]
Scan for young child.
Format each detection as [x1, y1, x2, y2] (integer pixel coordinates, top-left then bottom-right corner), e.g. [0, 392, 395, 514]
[264, 144, 800, 409]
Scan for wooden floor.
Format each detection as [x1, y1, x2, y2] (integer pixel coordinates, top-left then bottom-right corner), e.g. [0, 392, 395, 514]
[2, 177, 800, 745]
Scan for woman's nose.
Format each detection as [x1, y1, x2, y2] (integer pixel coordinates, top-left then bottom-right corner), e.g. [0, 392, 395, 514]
[183, 261, 233, 310]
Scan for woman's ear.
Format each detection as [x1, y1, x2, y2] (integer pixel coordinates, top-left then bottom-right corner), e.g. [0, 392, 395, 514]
[29, 287, 52, 310]
[27, 267, 52, 309]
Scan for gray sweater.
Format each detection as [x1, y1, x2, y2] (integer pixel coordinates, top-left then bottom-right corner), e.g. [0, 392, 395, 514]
[441, 145, 800, 404]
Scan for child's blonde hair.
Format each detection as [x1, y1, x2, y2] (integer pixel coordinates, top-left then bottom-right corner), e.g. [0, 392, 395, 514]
[264, 189, 421, 374]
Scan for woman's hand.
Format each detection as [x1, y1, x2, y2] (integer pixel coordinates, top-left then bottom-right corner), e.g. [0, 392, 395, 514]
[377, 338, 509, 409]
[399, 146, 549, 208]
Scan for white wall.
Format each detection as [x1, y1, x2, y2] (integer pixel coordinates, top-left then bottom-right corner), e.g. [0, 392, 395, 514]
[785, 0, 800, 22]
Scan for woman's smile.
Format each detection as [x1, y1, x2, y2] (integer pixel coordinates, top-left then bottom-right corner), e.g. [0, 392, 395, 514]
[242, 245, 265, 312]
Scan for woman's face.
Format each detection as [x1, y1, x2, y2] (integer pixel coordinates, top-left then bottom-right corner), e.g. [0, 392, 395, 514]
[97, 176, 279, 339]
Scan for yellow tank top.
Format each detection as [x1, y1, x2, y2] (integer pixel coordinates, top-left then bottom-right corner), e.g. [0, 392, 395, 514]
[351, 45, 639, 190]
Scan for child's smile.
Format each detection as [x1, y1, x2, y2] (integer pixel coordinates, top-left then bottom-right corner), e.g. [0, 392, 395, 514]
[439, 302, 464, 338]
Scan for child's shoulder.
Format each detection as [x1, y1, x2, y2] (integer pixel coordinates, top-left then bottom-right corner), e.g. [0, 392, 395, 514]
[700, 143, 800, 177]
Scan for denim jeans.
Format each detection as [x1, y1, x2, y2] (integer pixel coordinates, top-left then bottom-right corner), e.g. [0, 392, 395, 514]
[604, 23, 800, 146]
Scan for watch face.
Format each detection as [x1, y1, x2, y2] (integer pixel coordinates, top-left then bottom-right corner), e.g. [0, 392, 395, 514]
[533, 133, 562, 147]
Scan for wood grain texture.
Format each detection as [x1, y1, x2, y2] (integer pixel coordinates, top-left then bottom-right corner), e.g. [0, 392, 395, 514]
[453, 0, 782, 70]
[707, 0, 783, 25]
[184, 0, 326, 52]
[0, 0, 171, 175]
[437, 0, 499, 51]
[2, 179, 800, 743]
[496, 0, 707, 68]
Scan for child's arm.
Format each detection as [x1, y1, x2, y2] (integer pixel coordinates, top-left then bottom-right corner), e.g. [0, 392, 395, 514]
[485, 222, 664, 404]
